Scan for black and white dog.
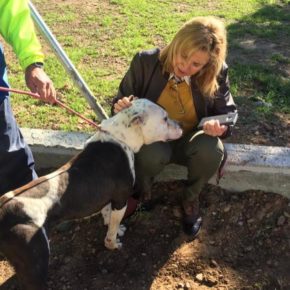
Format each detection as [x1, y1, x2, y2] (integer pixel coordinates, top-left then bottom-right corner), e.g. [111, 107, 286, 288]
[0, 99, 182, 290]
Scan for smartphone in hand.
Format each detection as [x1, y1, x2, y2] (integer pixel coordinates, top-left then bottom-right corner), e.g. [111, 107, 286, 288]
[197, 112, 238, 129]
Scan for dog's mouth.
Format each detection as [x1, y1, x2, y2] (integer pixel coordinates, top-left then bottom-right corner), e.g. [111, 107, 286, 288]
[166, 138, 175, 142]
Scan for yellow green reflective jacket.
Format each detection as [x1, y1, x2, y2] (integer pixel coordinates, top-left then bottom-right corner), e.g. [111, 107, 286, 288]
[0, 0, 44, 70]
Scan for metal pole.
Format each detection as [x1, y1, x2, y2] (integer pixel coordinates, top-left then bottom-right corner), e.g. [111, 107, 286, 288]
[29, 1, 108, 120]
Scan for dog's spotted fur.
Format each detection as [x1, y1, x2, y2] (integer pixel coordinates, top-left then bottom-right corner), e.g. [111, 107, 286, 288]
[0, 99, 182, 290]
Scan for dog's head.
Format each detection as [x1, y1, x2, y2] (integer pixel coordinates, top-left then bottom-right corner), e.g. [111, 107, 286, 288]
[100, 99, 182, 152]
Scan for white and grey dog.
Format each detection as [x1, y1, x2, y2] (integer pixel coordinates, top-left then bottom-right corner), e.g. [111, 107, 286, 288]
[0, 99, 182, 290]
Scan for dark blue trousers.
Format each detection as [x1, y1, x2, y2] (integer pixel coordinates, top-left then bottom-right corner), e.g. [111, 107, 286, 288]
[0, 44, 37, 195]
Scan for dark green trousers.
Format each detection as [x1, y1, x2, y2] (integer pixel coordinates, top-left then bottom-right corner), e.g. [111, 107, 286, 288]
[135, 131, 224, 202]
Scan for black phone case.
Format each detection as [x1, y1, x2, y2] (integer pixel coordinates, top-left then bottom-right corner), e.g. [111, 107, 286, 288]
[197, 112, 238, 129]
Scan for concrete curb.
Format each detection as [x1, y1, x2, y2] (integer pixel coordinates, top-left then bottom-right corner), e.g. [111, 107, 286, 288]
[22, 128, 290, 199]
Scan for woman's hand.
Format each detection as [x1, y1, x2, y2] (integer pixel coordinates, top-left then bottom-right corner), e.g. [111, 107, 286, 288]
[113, 95, 138, 113]
[202, 119, 228, 137]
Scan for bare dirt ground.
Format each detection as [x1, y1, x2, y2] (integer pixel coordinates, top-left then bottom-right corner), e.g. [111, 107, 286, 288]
[1, 1, 290, 290]
[1, 182, 289, 290]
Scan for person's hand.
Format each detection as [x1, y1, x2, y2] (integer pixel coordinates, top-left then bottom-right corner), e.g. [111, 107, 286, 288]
[202, 119, 228, 137]
[113, 95, 138, 113]
[25, 64, 56, 104]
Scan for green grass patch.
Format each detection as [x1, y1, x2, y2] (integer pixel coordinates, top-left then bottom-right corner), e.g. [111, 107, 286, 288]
[4, 0, 289, 131]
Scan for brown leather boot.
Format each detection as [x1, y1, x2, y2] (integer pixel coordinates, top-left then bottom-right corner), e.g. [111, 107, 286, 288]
[182, 200, 202, 238]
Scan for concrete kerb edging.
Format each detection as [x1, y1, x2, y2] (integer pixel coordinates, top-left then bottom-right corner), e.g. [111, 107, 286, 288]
[22, 128, 290, 199]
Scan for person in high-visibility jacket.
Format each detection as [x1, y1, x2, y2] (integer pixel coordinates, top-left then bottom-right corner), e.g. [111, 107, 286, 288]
[0, 0, 56, 195]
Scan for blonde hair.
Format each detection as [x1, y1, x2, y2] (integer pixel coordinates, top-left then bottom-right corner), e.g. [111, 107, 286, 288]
[159, 16, 227, 98]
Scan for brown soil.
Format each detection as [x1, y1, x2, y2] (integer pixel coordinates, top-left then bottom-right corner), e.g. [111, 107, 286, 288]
[1, 182, 289, 290]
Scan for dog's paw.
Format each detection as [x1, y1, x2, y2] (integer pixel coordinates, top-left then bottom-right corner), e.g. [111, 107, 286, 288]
[104, 237, 122, 250]
[117, 224, 126, 237]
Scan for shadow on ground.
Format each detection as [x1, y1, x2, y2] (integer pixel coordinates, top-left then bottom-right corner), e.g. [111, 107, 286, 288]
[226, 2, 290, 147]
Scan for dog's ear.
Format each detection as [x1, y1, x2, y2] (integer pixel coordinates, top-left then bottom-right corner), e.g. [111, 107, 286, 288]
[129, 114, 144, 127]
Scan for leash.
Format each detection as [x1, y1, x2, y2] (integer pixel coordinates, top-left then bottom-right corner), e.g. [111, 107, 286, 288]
[0, 86, 100, 129]
[0, 154, 79, 207]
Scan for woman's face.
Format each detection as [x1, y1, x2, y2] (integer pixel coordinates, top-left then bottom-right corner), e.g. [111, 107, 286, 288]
[173, 50, 210, 78]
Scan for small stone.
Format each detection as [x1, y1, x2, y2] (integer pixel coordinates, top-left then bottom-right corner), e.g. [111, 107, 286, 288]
[206, 275, 218, 286]
[224, 205, 231, 213]
[244, 246, 253, 252]
[266, 260, 272, 266]
[277, 215, 286, 226]
[196, 273, 203, 282]
[64, 257, 71, 264]
[173, 206, 183, 218]
[210, 259, 219, 268]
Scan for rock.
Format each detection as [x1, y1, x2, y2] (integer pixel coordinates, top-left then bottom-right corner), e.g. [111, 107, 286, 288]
[224, 205, 231, 213]
[64, 257, 71, 264]
[210, 259, 219, 268]
[206, 275, 218, 286]
[173, 206, 183, 218]
[196, 273, 203, 282]
[244, 246, 253, 252]
[277, 215, 286, 226]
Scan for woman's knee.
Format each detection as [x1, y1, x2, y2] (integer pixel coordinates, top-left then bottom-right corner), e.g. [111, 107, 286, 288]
[186, 133, 224, 165]
[135, 141, 171, 176]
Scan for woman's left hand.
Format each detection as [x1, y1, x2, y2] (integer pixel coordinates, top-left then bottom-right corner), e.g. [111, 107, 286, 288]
[202, 120, 228, 137]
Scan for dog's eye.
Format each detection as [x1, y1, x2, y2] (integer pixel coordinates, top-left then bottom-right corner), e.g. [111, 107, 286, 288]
[163, 116, 168, 122]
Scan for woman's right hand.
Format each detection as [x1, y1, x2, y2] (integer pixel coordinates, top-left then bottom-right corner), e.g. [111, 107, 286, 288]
[113, 95, 137, 113]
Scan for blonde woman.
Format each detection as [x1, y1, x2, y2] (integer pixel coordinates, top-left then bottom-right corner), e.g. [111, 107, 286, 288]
[112, 16, 237, 238]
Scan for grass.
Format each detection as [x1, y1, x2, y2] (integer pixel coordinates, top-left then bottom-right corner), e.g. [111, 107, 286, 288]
[2, 0, 289, 132]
